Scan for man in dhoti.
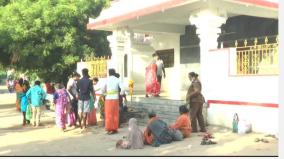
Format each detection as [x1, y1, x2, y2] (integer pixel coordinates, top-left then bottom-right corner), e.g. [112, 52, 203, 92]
[102, 69, 124, 134]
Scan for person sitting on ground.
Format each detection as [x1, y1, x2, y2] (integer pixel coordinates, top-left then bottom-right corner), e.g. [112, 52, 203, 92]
[143, 112, 177, 147]
[116, 118, 144, 149]
[169, 105, 192, 138]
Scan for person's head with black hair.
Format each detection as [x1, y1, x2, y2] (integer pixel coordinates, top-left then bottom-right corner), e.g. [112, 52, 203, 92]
[23, 80, 30, 93]
[34, 80, 41, 86]
[188, 72, 199, 82]
[179, 105, 189, 115]
[109, 69, 116, 76]
[72, 72, 81, 81]
[18, 78, 24, 86]
[55, 82, 64, 90]
[114, 73, 120, 78]
[82, 68, 89, 77]
[152, 53, 159, 61]
[148, 111, 157, 119]
[93, 77, 99, 85]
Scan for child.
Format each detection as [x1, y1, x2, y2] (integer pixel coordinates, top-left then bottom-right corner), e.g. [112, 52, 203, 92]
[54, 83, 70, 132]
[20, 80, 30, 126]
[116, 118, 144, 149]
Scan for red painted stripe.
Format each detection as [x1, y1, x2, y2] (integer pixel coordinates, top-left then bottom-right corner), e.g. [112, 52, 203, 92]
[87, 0, 186, 30]
[207, 100, 278, 108]
[236, 0, 278, 8]
[208, 48, 231, 52]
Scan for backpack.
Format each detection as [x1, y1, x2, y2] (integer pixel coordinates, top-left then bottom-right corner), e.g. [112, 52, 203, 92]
[56, 89, 68, 106]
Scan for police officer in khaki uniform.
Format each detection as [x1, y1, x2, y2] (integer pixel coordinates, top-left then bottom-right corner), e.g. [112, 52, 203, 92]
[186, 72, 206, 133]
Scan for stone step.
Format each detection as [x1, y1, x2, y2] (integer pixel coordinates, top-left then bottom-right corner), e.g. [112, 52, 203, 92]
[127, 97, 209, 126]
[127, 97, 186, 126]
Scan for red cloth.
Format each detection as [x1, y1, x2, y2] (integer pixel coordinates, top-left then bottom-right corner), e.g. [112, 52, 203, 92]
[45, 83, 54, 94]
[145, 63, 160, 96]
[143, 129, 153, 145]
[105, 99, 119, 131]
[143, 117, 157, 145]
[87, 108, 97, 125]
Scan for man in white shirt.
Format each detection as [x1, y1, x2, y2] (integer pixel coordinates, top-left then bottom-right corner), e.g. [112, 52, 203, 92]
[155, 54, 166, 88]
[102, 69, 124, 134]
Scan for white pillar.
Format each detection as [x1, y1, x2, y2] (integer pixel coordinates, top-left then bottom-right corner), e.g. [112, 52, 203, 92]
[107, 28, 133, 82]
[189, 9, 227, 99]
[107, 30, 126, 78]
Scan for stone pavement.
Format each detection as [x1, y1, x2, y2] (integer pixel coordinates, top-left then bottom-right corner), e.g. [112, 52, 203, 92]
[0, 86, 278, 156]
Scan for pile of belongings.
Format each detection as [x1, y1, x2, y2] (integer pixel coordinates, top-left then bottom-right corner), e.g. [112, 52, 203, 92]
[200, 132, 217, 145]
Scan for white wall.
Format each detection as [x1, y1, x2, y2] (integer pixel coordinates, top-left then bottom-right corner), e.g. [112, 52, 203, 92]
[150, 33, 181, 99]
[128, 32, 201, 99]
[128, 33, 182, 98]
[203, 48, 279, 134]
[130, 44, 155, 93]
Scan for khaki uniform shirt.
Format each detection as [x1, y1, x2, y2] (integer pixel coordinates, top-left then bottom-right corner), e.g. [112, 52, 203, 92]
[186, 79, 204, 103]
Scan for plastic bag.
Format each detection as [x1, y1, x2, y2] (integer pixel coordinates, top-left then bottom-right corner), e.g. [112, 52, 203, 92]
[25, 104, 32, 120]
[238, 120, 252, 134]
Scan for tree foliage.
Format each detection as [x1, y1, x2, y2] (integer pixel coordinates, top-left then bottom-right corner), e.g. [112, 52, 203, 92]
[0, 0, 111, 83]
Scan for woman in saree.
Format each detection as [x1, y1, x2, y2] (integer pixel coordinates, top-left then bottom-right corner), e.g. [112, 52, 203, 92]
[87, 77, 99, 126]
[145, 53, 160, 97]
[20, 80, 30, 126]
[15, 78, 24, 111]
[54, 83, 70, 131]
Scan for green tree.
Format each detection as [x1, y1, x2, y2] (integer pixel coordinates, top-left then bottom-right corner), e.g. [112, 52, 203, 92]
[0, 0, 111, 84]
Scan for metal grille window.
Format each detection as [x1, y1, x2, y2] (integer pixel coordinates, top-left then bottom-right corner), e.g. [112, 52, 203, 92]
[235, 36, 278, 75]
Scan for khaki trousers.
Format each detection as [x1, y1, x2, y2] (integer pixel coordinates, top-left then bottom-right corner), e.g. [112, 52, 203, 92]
[32, 106, 41, 126]
[190, 102, 206, 132]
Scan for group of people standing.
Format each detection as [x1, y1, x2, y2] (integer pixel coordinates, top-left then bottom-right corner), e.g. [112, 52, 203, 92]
[15, 78, 46, 127]
[14, 67, 128, 134]
[57, 68, 127, 133]
[11, 59, 207, 149]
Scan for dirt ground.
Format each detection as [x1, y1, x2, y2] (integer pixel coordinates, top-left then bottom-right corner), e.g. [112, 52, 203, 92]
[0, 86, 278, 156]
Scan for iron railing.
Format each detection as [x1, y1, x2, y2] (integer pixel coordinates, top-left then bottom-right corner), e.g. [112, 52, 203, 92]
[83, 56, 110, 78]
[235, 36, 278, 75]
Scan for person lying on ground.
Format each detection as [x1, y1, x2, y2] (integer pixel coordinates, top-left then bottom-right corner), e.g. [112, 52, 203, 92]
[143, 111, 182, 147]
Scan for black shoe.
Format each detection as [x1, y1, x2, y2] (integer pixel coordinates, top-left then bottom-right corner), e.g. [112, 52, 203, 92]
[145, 94, 149, 98]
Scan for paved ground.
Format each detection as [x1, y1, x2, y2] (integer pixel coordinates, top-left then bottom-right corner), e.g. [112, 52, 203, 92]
[0, 85, 278, 156]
